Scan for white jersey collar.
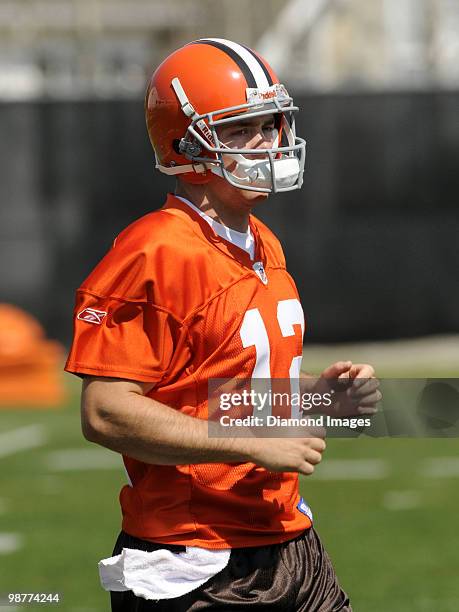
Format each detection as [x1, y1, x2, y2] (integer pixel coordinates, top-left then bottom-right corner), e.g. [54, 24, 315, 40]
[175, 195, 255, 261]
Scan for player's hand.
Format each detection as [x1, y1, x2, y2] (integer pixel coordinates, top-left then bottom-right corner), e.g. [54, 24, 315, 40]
[250, 435, 326, 476]
[315, 361, 381, 417]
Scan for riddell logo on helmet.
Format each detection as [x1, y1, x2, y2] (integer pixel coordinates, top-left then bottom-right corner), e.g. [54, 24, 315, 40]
[246, 84, 289, 105]
[261, 90, 276, 100]
[196, 119, 214, 143]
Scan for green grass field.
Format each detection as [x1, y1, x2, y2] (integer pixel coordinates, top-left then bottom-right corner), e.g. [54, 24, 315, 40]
[1, 350, 459, 611]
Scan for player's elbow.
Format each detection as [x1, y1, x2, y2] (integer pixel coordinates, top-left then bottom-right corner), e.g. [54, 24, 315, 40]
[81, 410, 103, 442]
[80, 375, 151, 445]
[80, 388, 114, 444]
[81, 402, 107, 443]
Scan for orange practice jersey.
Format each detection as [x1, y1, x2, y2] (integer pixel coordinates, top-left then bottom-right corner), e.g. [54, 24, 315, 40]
[65, 194, 312, 549]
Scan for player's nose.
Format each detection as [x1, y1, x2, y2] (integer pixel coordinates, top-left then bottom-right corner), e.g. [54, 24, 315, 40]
[245, 131, 275, 159]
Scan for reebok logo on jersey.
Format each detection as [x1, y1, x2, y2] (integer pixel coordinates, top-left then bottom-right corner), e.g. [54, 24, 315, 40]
[77, 308, 107, 325]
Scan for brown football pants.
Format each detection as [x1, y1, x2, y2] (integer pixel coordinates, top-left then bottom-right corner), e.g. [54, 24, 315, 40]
[110, 528, 352, 611]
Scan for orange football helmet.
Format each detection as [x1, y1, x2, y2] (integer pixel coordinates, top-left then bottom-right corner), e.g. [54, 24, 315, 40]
[145, 38, 305, 193]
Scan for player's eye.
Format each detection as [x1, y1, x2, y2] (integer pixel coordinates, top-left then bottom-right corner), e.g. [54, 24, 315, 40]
[229, 127, 249, 137]
[221, 121, 276, 142]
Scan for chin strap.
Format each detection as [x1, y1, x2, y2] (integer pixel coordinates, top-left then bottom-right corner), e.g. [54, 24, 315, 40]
[171, 77, 197, 119]
[155, 159, 207, 176]
[157, 77, 215, 176]
[171, 77, 215, 148]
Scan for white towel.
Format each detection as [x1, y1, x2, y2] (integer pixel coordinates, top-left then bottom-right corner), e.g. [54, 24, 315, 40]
[99, 546, 231, 601]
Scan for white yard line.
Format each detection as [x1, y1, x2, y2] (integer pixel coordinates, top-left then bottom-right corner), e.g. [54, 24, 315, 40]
[420, 457, 459, 478]
[48, 451, 389, 479]
[312, 459, 389, 480]
[383, 490, 421, 510]
[0, 532, 23, 555]
[45, 448, 122, 471]
[302, 333, 459, 374]
[0, 425, 47, 459]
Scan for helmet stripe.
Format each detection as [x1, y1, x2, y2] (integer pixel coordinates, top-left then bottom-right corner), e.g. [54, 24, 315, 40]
[195, 38, 270, 90]
[241, 45, 274, 87]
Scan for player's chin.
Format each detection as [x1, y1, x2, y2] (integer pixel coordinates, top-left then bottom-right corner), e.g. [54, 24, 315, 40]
[239, 189, 270, 206]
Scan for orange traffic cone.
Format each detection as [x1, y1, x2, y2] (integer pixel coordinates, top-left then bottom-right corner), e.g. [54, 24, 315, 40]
[0, 304, 66, 407]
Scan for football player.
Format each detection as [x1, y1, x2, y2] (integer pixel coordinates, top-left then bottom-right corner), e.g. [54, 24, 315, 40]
[66, 38, 380, 611]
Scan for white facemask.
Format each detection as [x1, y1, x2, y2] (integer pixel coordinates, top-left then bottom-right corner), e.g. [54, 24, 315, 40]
[213, 153, 301, 190]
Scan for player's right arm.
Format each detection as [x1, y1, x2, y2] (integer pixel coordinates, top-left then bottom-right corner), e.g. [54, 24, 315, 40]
[81, 376, 326, 476]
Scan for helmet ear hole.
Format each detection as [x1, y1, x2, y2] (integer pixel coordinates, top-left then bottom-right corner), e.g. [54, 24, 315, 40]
[172, 139, 182, 155]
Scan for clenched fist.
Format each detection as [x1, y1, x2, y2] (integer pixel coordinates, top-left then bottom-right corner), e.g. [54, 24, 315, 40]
[249, 435, 326, 476]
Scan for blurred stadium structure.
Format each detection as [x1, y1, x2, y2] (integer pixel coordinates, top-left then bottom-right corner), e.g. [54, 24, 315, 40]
[0, 0, 458, 343]
[0, 0, 459, 97]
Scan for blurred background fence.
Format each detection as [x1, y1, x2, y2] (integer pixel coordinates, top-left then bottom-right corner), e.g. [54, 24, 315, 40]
[0, 0, 458, 344]
[1, 92, 458, 343]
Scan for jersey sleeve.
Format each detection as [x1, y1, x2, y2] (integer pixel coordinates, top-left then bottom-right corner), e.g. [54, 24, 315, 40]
[65, 226, 186, 384]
